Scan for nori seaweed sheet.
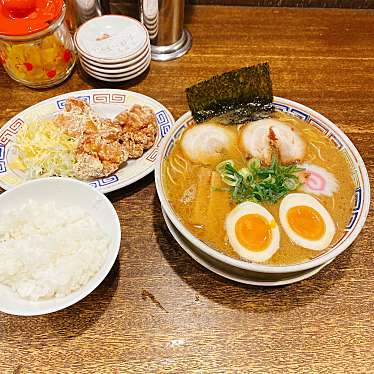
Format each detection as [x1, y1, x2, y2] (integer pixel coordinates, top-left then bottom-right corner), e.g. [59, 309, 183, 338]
[186, 62, 273, 124]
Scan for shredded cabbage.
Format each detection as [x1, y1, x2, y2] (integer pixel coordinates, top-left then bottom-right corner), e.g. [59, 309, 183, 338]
[12, 119, 78, 179]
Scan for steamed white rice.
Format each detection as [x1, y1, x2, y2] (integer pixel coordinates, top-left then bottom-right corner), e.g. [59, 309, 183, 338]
[0, 200, 110, 301]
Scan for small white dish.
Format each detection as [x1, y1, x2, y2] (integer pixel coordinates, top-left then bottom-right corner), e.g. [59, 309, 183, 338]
[80, 43, 150, 69]
[148, 30, 158, 40]
[145, 25, 158, 36]
[0, 177, 121, 316]
[74, 15, 149, 63]
[79, 50, 151, 75]
[143, 16, 158, 29]
[82, 61, 150, 82]
[81, 54, 151, 79]
[142, 0, 158, 19]
[77, 41, 150, 68]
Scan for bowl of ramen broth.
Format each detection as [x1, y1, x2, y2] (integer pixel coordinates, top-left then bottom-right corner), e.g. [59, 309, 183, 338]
[155, 97, 370, 276]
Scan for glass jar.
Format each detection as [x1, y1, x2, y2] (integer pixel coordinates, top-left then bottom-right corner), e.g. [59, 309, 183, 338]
[0, 3, 76, 88]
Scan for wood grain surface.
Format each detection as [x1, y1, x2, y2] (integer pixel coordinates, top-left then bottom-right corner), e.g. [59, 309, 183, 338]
[0, 5, 373, 374]
[119, 0, 374, 9]
[110, 0, 374, 20]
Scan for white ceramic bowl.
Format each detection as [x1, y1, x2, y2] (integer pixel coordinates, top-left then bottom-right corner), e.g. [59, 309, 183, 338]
[79, 43, 150, 70]
[0, 177, 121, 316]
[155, 97, 370, 280]
[162, 208, 334, 286]
[74, 15, 149, 64]
[79, 49, 151, 75]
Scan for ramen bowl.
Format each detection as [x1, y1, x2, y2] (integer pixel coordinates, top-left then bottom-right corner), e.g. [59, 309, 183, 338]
[161, 207, 335, 286]
[154, 97, 370, 283]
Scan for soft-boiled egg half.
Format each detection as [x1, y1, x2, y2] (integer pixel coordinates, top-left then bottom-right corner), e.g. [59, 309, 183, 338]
[225, 202, 280, 262]
[279, 193, 336, 251]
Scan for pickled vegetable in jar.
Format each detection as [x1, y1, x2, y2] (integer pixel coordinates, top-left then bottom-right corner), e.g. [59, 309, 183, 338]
[0, 0, 76, 88]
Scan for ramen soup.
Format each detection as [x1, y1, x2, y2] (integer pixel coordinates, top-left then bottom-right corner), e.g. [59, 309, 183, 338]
[163, 111, 355, 266]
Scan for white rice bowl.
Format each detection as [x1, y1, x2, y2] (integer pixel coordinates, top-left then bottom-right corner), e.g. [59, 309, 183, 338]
[0, 177, 121, 316]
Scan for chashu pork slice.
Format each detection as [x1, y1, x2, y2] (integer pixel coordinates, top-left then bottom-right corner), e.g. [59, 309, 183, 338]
[239, 118, 306, 164]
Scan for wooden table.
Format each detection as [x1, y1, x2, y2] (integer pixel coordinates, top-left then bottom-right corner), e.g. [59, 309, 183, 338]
[0, 6, 373, 373]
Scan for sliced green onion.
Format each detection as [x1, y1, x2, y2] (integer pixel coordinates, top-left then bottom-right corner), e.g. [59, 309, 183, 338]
[216, 156, 304, 204]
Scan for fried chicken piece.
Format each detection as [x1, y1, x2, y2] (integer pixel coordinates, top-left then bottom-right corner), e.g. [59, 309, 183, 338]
[114, 104, 158, 158]
[55, 98, 99, 138]
[65, 97, 90, 112]
[73, 120, 129, 180]
[73, 153, 104, 180]
[55, 98, 128, 180]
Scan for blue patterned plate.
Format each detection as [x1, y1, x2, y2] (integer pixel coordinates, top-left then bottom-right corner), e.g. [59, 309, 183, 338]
[0, 89, 174, 193]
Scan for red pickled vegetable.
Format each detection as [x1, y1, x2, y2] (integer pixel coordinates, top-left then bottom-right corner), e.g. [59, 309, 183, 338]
[24, 62, 33, 71]
[47, 69, 56, 78]
[63, 50, 72, 63]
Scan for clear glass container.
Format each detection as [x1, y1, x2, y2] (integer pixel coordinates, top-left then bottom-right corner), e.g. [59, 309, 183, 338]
[0, 5, 76, 88]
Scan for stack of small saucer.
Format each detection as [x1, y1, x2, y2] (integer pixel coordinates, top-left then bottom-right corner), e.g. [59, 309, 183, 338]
[141, 0, 158, 40]
[74, 15, 151, 82]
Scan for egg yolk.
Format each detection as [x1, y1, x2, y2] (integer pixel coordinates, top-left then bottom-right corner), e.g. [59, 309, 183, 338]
[287, 205, 325, 241]
[235, 214, 273, 252]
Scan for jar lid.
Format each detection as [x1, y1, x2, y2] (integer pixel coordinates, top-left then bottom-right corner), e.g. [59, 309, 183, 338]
[0, 0, 64, 36]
